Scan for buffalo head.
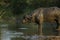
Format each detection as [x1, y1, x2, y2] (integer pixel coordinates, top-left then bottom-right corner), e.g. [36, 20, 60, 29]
[22, 15, 32, 24]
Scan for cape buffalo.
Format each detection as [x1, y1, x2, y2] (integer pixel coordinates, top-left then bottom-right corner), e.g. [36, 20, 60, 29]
[22, 7, 60, 35]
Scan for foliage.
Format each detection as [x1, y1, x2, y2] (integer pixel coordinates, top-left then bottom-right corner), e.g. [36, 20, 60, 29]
[0, 0, 60, 15]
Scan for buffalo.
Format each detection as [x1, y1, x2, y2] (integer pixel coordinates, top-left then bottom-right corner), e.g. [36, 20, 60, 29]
[22, 7, 60, 35]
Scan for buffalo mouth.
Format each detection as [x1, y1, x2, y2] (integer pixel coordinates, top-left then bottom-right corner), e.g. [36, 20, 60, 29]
[22, 20, 28, 24]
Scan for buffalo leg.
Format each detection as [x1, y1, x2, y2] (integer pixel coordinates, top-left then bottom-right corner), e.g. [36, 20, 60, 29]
[38, 11, 44, 40]
[38, 24, 43, 35]
[55, 18, 60, 36]
[57, 19, 60, 36]
[38, 16, 43, 40]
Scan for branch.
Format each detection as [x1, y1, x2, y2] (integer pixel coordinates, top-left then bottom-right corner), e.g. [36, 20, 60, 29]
[0, 10, 6, 19]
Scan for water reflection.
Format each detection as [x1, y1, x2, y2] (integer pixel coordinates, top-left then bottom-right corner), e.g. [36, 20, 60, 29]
[29, 34, 39, 40]
[1, 29, 24, 40]
[19, 28, 28, 29]
[1, 27, 38, 40]
[1, 28, 10, 40]
[0, 22, 57, 40]
[0, 24, 8, 27]
[1, 24, 24, 40]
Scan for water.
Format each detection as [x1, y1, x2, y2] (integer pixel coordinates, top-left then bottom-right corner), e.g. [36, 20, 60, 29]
[1, 27, 10, 40]
[0, 24, 24, 40]
[0, 22, 57, 40]
[0, 24, 37, 40]
[1, 28, 24, 40]
[19, 28, 28, 29]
